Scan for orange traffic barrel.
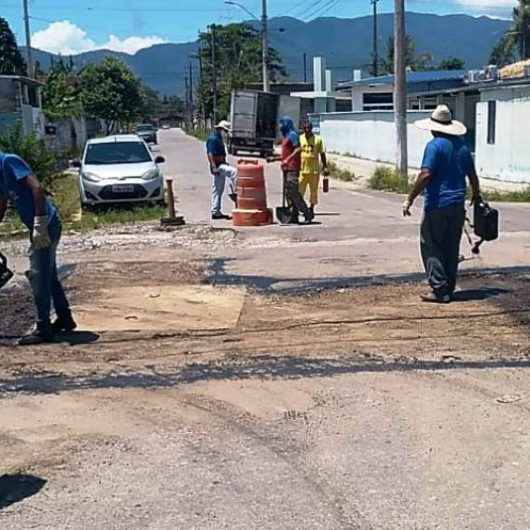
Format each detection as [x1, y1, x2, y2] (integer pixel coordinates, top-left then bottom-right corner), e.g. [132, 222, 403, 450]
[233, 160, 273, 227]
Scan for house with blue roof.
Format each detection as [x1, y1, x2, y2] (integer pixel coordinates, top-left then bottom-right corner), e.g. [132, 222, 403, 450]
[337, 70, 467, 113]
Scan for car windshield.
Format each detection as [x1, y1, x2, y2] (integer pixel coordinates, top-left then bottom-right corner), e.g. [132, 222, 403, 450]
[85, 142, 152, 165]
[137, 125, 154, 132]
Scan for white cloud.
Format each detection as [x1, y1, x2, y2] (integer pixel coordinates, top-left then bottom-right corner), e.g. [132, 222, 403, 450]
[103, 35, 166, 54]
[454, 0, 515, 5]
[32, 20, 166, 56]
[32, 21, 95, 55]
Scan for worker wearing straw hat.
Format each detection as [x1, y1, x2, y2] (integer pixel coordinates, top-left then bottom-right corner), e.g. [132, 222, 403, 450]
[403, 105, 481, 304]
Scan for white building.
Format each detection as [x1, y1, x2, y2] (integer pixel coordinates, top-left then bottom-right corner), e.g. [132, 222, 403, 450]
[475, 81, 530, 184]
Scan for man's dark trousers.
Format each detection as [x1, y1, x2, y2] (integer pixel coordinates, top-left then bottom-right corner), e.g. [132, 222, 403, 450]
[284, 170, 310, 222]
[28, 217, 70, 334]
[420, 202, 465, 297]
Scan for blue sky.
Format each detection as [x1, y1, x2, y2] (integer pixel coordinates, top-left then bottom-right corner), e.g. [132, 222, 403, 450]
[1, 0, 517, 55]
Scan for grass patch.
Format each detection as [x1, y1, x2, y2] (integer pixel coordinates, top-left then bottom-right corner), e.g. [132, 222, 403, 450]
[369, 165, 530, 203]
[327, 160, 356, 182]
[369, 166, 411, 194]
[185, 127, 209, 142]
[77, 204, 166, 232]
[481, 186, 530, 203]
[0, 173, 166, 239]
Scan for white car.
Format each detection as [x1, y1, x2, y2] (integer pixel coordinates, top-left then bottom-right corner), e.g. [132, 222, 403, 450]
[75, 135, 165, 207]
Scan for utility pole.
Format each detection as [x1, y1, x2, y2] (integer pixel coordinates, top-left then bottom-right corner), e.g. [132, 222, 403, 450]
[303, 53, 307, 83]
[184, 73, 190, 127]
[262, 0, 270, 92]
[394, 0, 408, 177]
[211, 25, 218, 124]
[520, 0, 527, 59]
[371, 0, 379, 77]
[22, 0, 33, 77]
[197, 50, 206, 127]
[189, 61, 193, 124]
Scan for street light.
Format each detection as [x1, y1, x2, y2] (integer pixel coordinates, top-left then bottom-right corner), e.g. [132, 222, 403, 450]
[225, 0, 270, 92]
[225, 0, 259, 20]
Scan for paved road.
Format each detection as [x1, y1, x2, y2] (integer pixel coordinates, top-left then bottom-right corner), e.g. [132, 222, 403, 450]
[1, 129, 529, 530]
[161, 128, 530, 291]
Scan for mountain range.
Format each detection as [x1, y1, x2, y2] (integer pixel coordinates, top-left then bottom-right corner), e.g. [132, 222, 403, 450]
[26, 12, 511, 96]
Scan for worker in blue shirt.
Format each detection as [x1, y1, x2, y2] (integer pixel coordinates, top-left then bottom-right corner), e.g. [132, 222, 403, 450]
[206, 120, 238, 220]
[403, 105, 481, 303]
[0, 152, 76, 345]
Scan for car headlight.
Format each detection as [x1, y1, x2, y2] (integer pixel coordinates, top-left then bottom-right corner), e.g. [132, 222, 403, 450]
[142, 168, 160, 181]
[81, 172, 102, 183]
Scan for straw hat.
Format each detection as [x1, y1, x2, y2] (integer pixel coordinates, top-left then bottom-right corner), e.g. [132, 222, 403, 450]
[215, 120, 231, 131]
[415, 105, 467, 136]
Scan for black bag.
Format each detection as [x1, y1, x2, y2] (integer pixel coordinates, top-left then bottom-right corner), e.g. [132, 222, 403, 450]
[474, 198, 499, 242]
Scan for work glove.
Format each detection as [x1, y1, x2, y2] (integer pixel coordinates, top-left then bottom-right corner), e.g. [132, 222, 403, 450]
[32, 215, 51, 249]
[402, 198, 413, 217]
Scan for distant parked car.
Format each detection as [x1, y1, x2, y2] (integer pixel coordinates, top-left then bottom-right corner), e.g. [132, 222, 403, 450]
[74, 135, 165, 207]
[161, 123, 171, 130]
[135, 123, 158, 144]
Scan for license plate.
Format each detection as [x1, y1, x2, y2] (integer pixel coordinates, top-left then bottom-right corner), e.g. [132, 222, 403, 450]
[112, 185, 134, 193]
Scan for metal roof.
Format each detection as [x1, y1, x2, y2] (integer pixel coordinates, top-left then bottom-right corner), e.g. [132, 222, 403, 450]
[0, 75, 44, 87]
[338, 70, 466, 89]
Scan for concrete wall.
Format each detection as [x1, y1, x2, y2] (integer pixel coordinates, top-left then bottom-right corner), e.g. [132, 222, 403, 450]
[480, 85, 530, 102]
[475, 100, 530, 184]
[0, 79, 18, 113]
[0, 113, 20, 134]
[316, 111, 431, 167]
[45, 117, 91, 155]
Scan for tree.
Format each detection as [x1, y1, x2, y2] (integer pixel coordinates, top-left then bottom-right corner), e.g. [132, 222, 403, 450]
[383, 34, 432, 73]
[0, 17, 26, 75]
[42, 57, 83, 121]
[439, 57, 465, 71]
[80, 57, 144, 133]
[490, 33, 517, 67]
[0, 123, 56, 187]
[490, 0, 530, 65]
[514, 0, 530, 60]
[139, 85, 163, 121]
[197, 23, 287, 120]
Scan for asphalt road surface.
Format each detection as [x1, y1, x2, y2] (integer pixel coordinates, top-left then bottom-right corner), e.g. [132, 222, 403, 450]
[1, 128, 529, 530]
[162, 128, 530, 292]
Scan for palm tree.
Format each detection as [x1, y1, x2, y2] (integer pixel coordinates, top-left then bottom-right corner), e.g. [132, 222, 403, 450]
[490, 0, 530, 65]
[514, 0, 530, 59]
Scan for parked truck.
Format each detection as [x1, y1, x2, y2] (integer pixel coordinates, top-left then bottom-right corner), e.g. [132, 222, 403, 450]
[229, 90, 302, 157]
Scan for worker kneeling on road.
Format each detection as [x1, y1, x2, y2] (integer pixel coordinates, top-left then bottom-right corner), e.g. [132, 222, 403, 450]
[278, 116, 313, 225]
[0, 151, 77, 345]
[403, 105, 481, 304]
[206, 120, 238, 220]
[299, 120, 329, 217]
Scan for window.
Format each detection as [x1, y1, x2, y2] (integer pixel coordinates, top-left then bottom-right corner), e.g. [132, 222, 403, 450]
[487, 101, 496, 145]
[363, 92, 393, 111]
[85, 142, 152, 165]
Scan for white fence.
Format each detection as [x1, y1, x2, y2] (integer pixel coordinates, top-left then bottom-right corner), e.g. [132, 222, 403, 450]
[475, 100, 530, 184]
[314, 111, 432, 168]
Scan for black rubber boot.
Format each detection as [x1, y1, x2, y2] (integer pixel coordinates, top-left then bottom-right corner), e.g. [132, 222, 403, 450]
[18, 326, 54, 346]
[52, 311, 78, 334]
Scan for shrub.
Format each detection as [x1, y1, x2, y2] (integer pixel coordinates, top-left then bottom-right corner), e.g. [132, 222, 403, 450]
[0, 123, 57, 186]
[327, 160, 356, 182]
[481, 186, 530, 203]
[369, 166, 411, 194]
